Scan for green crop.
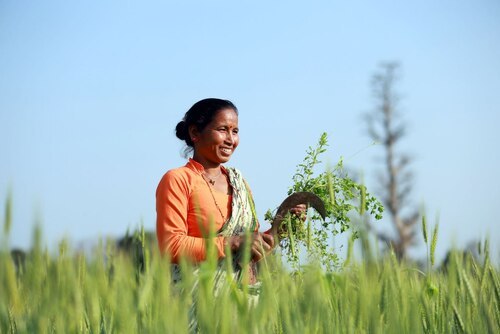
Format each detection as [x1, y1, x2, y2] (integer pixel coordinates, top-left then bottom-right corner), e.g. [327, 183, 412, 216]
[1, 226, 498, 333]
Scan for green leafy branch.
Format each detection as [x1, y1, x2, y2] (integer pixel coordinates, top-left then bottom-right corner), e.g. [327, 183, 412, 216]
[266, 133, 383, 271]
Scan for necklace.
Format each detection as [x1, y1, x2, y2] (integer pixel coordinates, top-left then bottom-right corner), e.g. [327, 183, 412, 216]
[200, 171, 227, 222]
[203, 169, 222, 185]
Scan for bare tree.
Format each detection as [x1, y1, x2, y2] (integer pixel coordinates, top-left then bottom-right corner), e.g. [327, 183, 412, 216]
[365, 62, 419, 260]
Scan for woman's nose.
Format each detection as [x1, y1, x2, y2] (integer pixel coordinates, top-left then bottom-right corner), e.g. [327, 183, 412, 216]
[225, 132, 235, 144]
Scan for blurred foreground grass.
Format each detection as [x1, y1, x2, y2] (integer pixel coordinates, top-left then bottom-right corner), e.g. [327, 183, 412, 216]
[2, 185, 499, 333]
[1, 226, 499, 333]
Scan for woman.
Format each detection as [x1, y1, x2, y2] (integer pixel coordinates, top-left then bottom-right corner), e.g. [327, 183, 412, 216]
[156, 98, 279, 285]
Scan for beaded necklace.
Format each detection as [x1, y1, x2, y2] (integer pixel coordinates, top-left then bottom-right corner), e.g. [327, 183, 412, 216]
[202, 170, 222, 185]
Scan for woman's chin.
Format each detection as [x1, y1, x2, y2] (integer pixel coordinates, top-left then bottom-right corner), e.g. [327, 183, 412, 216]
[218, 155, 232, 163]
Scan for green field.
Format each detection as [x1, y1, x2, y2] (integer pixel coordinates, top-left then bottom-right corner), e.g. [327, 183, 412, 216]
[1, 227, 498, 333]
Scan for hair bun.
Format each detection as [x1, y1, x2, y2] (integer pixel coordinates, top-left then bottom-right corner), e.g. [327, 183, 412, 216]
[175, 120, 188, 141]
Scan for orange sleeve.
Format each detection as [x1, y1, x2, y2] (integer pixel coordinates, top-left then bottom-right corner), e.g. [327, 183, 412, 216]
[156, 170, 225, 263]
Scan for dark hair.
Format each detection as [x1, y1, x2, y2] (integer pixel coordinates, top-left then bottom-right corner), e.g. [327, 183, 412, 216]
[175, 98, 238, 151]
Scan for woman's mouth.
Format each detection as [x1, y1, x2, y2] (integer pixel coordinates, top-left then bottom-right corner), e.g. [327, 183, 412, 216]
[220, 147, 232, 155]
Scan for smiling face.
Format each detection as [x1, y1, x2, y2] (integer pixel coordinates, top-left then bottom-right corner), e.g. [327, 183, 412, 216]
[190, 108, 239, 168]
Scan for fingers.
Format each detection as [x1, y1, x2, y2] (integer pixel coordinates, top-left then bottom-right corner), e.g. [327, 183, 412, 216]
[289, 204, 307, 214]
[295, 204, 307, 210]
[251, 233, 274, 262]
[229, 233, 275, 262]
[252, 234, 269, 252]
[250, 239, 264, 262]
[290, 204, 307, 221]
[261, 232, 275, 249]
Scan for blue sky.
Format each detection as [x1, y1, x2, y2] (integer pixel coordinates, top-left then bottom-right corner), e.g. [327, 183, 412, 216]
[1, 1, 499, 261]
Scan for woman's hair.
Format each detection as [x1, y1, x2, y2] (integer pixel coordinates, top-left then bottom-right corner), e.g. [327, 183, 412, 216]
[175, 98, 238, 155]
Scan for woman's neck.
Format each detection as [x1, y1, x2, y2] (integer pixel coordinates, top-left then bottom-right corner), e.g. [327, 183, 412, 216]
[191, 155, 222, 176]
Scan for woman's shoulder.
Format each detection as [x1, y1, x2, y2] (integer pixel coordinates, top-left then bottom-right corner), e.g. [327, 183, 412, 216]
[157, 165, 197, 192]
[164, 165, 194, 178]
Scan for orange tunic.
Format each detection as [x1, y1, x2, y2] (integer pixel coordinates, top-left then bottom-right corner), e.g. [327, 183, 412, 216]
[156, 159, 237, 263]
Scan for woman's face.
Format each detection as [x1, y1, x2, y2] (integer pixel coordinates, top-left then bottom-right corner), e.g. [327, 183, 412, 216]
[191, 108, 239, 167]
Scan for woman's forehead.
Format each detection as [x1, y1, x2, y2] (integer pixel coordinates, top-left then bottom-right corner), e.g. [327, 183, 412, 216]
[212, 108, 238, 123]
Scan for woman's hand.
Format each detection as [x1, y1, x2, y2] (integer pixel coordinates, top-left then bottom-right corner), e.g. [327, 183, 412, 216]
[225, 232, 275, 262]
[289, 204, 307, 221]
[250, 232, 275, 262]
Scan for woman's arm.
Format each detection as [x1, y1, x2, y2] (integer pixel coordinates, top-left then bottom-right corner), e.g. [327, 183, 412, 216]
[156, 171, 225, 263]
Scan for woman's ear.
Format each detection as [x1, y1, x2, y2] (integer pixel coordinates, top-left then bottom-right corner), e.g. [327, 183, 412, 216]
[188, 125, 199, 143]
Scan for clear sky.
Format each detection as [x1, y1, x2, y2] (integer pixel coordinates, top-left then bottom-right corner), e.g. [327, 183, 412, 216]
[1, 1, 499, 262]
